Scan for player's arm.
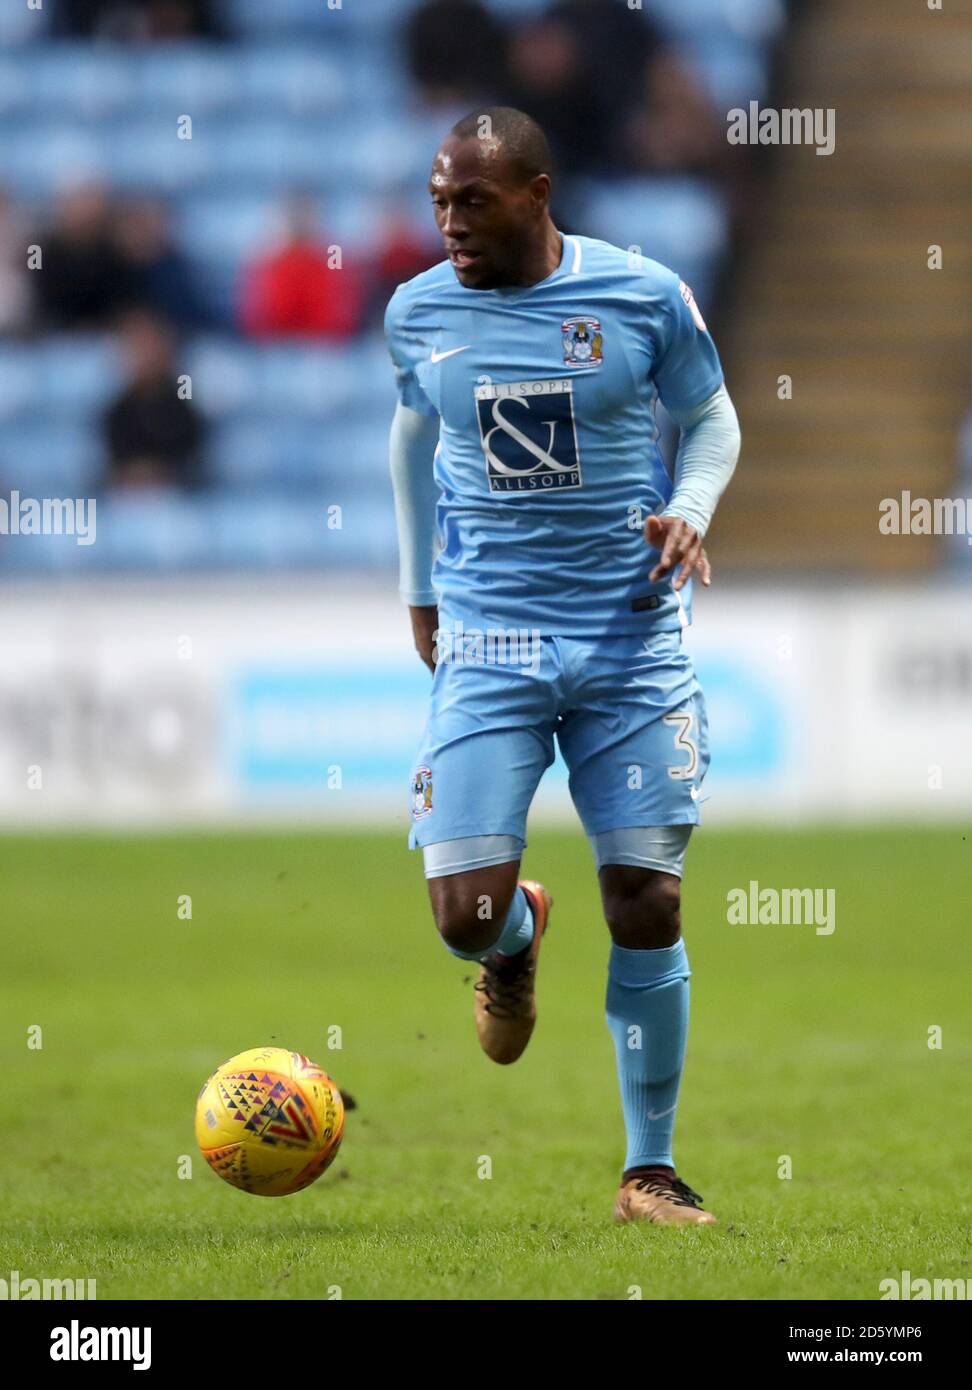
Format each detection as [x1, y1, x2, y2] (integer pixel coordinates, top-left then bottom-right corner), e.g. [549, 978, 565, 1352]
[645, 276, 741, 590]
[384, 286, 442, 671]
[647, 384, 741, 590]
[389, 401, 440, 671]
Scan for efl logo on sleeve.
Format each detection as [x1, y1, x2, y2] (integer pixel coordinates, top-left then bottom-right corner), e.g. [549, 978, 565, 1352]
[475, 379, 582, 493]
[679, 281, 708, 332]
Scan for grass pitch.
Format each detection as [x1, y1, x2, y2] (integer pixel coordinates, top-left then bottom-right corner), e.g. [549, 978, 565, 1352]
[1, 826, 969, 1301]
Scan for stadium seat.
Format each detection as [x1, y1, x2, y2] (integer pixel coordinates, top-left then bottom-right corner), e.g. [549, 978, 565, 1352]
[573, 177, 729, 308]
[0, 421, 104, 497]
[27, 45, 140, 118]
[209, 413, 394, 491]
[36, 338, 122, 414]
[675, 34, 771, 107]
[648, 0, 785, 43]
[217, 0, 417, 39]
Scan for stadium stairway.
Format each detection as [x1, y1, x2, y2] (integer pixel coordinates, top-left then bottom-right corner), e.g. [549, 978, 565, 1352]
[715, 0, 972, 574]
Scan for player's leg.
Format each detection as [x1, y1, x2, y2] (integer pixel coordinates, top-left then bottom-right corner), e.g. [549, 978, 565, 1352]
[408, 651, 557, 1063]
[423, 846, 554, 1064]
[558, 629, 716, 1225]
[427, 852, 523, 958]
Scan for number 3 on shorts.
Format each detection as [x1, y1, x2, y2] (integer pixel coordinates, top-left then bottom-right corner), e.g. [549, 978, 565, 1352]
[663, 712, 698, 781]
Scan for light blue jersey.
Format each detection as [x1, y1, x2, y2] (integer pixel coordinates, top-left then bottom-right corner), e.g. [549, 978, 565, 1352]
[384, 233, 724, 637]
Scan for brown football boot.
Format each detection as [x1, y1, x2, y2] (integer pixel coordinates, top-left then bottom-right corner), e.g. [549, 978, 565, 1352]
[473, 880, 552, 1065]
[614, 1171, 718, 1226]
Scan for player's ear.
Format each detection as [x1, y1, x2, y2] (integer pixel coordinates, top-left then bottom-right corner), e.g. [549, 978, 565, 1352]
[528, 173, 551, 215]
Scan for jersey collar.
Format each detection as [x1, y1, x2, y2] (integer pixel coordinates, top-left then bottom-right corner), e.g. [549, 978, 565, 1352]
[483, 233, 581, 300]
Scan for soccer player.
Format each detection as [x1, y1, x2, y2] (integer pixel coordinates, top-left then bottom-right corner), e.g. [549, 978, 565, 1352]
[385, 108, 740, 1225]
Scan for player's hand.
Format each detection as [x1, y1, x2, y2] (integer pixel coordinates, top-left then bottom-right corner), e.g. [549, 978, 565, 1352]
[643, 513, 710, 591]
[409, 604, 439, 673]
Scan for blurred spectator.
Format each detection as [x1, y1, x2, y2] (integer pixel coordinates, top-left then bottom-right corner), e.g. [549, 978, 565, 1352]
[0, 189, 32, 335]
[239, 198, 363, 341]
[622, 51, 726, 177]
[51, 0, 225, 40]
[102, 310, 205, 491]
[505, 0, 664, 174]
[362, 199, 441, 329]
[404, 0, 509, 107]
[505, 0, 721, 179]
[115, 198, 213, 331]
[34, 184, 134, 331]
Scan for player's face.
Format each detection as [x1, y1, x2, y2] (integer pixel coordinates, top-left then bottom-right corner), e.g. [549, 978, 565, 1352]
[429, 137, 545, 289]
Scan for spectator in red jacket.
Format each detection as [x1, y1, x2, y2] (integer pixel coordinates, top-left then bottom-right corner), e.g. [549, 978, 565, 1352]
[239, 198, 363, 340]
[361, 198, 441, 330]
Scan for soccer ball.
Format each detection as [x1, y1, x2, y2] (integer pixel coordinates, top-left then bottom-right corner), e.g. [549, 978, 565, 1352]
[195, 1046, 345, 1197]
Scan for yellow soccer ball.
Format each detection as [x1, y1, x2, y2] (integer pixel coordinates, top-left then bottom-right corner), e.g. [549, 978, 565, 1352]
[195, 1047, 345, 1196]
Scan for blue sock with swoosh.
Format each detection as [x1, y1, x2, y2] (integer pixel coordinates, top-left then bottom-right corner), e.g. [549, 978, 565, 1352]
[606, 940, 691, 1171]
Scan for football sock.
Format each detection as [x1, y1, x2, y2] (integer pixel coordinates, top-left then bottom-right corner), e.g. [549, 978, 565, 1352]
[444, 885, 535, 962]
[606, 939, 691, 1171]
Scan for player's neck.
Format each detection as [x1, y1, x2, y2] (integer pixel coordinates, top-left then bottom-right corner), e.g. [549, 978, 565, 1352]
[508, 222, 563, 288]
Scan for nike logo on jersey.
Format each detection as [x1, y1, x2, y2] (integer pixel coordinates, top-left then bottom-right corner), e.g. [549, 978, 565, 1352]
[430, 345, 471, 363]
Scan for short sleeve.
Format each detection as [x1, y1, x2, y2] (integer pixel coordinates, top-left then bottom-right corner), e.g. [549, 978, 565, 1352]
[652, 274, 724, 415]
[384, 286, 438, 418]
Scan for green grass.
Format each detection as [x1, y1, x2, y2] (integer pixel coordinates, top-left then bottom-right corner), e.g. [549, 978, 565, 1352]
[1, 826, 970, 1300]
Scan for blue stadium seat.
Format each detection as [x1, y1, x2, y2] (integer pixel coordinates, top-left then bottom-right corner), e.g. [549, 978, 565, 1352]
[218, 0, 416, 39]
[132, 45, 243, 114]
[0, 421, 104, 496]
[205, 492, 396, 569]
[235, 46, 350, 116]
[573, 177, 729, 308]
[187, 339, 394, 423]
[108, 118, 213, 191]
[0, 348, 40, 420]
[649, 0, 786, 43]
[0, 122, 111, 197]
[0, 55, 34, 117]
[209, 419, 336, 489]
[674, 34, 770, 107]
[0, 528, 90, 576]
[0, 340, 119, 442]
[209, 413, 393, 490]
[175, 194, 277, 269]
[36, 337, 122, 414]
[0, 1, 43, 46]
[26, 45, 138, 118]
[95, 492, 211, 570]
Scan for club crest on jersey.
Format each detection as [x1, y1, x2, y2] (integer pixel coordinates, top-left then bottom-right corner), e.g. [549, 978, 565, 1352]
[562, 315, 602, 367]
[475, 378, 582, 492]
[411, 766, 433, 819]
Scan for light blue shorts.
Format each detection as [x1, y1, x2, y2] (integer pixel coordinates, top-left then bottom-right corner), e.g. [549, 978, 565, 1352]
[408, 629, 709, 875]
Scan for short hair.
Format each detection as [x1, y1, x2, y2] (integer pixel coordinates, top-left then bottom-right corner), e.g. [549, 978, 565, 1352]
[449, 106, 552, 184]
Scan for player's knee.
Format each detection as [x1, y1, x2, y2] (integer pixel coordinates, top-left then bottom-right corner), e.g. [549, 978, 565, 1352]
[431, 879, 517, 955]
[601, 867, 681, 949]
